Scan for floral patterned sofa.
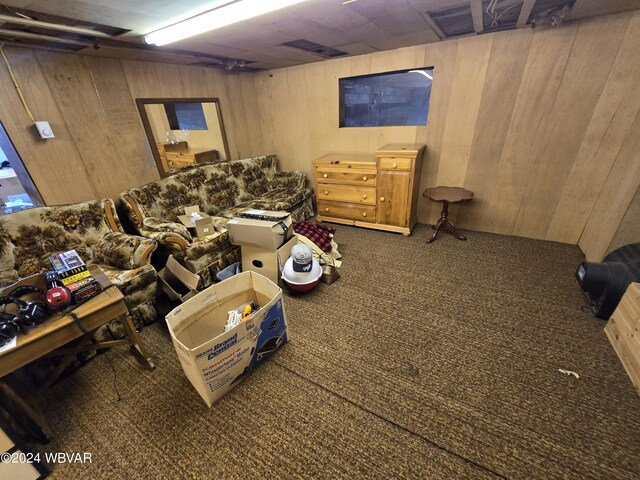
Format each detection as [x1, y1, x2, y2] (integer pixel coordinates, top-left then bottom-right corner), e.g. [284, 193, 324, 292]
[121, 154, 314, 287]
[0, 199, 161, 338]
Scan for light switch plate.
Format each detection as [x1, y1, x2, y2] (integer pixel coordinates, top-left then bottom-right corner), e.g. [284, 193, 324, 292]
[34, 121, 55, 139]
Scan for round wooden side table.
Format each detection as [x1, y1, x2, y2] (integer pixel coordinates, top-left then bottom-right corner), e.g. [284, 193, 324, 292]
[423, 186, 474, 243]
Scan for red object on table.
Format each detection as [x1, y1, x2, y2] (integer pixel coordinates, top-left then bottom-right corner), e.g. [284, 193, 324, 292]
[423, 186, 474, 243]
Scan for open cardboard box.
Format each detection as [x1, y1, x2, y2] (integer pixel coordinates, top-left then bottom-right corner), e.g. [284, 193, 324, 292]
[177, 206, 215, 237]
[165, 271, 288, 406]
[241, 236, 298, 285]
[227, 210, 292, 250]
[158, 255, 200, 302]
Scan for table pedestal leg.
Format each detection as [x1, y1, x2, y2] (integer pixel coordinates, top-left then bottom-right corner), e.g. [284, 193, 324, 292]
[427, 201, 467, 243]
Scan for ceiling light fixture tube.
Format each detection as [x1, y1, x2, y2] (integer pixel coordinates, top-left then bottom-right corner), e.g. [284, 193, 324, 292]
[409, 70, 433, 80]
[144, 0, 307, 46]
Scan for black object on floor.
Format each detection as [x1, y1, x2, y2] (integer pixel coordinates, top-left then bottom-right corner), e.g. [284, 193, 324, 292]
[576, 242, 640, 319]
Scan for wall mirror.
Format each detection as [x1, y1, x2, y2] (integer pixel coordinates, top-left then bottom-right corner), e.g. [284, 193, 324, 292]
[136, 98, 230, 176]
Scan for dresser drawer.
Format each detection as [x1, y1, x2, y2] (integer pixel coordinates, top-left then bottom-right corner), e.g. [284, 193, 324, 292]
[165, 152, 196, 164]
[378, 156, 411, 171]
[318, 201, 375, 221]
[316, 168, 377, 186]
[317, 184, 376, 205]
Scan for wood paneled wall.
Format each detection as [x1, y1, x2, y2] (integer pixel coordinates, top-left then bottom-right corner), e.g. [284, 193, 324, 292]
[0, 47, 267, 205]
[606, 186, 640, 256]
[1, 11, 638, 261]
[255, 11, 640, 261]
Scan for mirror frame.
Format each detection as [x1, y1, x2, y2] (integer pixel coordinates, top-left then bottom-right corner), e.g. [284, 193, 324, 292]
[136, 97, 230, 177]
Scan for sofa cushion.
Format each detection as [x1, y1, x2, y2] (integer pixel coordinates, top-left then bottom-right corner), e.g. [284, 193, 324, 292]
[142, 217, 192, 242]
[259, 186, 314, 210]
[183, 243, 240, 286]
[128, 182, 202, 223]
[215, 155, 277, 199]
[220, 186, 314, 219]
[92, 233, 157, 271]
[0, 199, 124, 281]
[0, 223, 18, 286]
[98, 263, 157, 296]
[124, 158, 278, 223]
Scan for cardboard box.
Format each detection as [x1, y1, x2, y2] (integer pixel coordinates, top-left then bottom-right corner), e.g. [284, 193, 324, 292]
[165, 271, 289, 406]
[227, 210, 292, 249]
[241, 236, 298, 285]
[158, 255, 200, 302]
[194, 218, 215, 237]
[177, 206, 214, 237]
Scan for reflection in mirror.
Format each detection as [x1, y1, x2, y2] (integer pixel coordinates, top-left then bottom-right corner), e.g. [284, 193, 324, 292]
[136, 98, 230, 176]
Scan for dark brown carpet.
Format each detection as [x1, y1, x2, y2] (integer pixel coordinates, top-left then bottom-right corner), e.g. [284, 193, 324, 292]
[40, 224, 640, 479]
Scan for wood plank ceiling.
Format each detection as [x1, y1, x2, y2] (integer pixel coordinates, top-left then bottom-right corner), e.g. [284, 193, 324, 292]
[0, 0, 639, 70]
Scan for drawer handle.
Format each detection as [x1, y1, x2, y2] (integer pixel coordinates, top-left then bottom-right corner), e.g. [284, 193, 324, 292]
[362, 176, 368, 181]
[324, 190, 329, 195]
[362, 212, 367, 217]
[323, 173, 328, 178]
[380, 196, 385, 202]
[362, 194, 367, 199]
[325, 207, 330, 212]
[392, 162, 397, 169]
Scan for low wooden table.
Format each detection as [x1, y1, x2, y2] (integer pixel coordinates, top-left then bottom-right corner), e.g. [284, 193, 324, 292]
[423, 186, 474, 243]
[0, 267, 154, 440]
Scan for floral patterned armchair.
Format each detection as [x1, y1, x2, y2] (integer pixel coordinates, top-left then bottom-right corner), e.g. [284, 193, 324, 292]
[121, 155, 314, 288]
[0, 199, 161, 339]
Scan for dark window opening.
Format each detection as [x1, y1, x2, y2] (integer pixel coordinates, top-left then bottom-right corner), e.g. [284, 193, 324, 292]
[339, 68, 434, 127]
[164, 102, 208, 130]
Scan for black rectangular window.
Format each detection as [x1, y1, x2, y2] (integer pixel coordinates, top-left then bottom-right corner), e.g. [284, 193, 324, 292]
[164, 102, 208, 130]
[339, 68, 434, 127]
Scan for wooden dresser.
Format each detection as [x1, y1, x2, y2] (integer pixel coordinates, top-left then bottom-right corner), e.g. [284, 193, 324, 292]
[158, 141, 220, 170]
[313, 144, 425, 235]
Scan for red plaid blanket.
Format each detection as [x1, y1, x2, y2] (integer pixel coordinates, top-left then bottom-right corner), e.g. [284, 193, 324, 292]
[293, 221, 335, 253]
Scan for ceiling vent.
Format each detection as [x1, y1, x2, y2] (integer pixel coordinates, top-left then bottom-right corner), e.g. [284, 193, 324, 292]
[191, 61, 263, 72]
[428, 4, 475, 37]
[280, 39, 347, 58]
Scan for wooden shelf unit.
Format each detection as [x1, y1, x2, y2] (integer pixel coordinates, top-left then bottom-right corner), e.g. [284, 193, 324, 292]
[313, 144, 425, 236]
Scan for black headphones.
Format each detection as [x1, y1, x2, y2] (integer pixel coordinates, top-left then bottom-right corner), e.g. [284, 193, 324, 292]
[0, 317, 19, 347]
[0, 285, 49, 346]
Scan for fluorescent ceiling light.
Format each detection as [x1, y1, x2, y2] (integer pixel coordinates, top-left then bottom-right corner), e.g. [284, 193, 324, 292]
[144, 0, 307, 46]
[409, 70, 433, 80]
